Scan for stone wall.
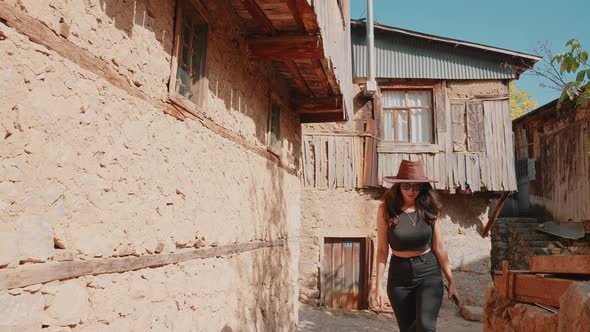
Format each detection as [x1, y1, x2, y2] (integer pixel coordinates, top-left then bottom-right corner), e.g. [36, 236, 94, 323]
[299, 188, 494, 306]
[1, 1, 300, 330]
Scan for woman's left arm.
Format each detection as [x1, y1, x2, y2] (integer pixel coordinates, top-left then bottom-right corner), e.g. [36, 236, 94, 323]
[432, 219, 461, 305]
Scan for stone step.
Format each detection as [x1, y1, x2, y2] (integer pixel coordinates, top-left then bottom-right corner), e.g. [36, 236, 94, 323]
[517, 233, 559, 241]
[497, 217, 539, 224]
[533, 248, 571, 255]
[527, 241, 565, 248]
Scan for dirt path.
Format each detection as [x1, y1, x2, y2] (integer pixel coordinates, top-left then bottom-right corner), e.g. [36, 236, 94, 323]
[298, 300, 482, 332]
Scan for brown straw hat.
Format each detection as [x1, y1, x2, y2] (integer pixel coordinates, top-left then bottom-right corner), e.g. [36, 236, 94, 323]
[383, 160, 437, 184]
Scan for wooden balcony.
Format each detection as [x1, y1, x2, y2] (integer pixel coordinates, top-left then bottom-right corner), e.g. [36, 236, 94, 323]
[231, 0, 352, 123]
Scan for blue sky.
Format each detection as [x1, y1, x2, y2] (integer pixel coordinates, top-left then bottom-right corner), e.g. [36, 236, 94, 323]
[350, 0, 590, 109]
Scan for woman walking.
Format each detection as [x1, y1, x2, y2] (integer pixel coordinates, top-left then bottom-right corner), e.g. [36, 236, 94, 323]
[373, 160, 460, 332]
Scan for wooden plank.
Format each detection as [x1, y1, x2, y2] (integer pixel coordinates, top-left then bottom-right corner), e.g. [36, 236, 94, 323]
[472, 154, 481, 192]
[514, 274, 576, 308]
[322, 239, 332, 307]
[434, 82, 447, 133]
[312, 59, 333, 96]
[457, 154, 466, 189]
[343, 139, 350, 188]
[286, 0, 306, 32]
[0, 239, 285, 291]
[501, 100, 517, 190]
[285, 61, 313, 96]
[467, 101, 486, 152]
[239, 0, 276, 33]
[483, 101, 498, 191]
[313, 136, 322, 188]
[451, 102, 466, 152]
[247, 35, 323, 61]
[328, 136, 336, 189]
[294, 96, 343, 113]
[530, 255, 590, 275]
[336, 138, 344, 188]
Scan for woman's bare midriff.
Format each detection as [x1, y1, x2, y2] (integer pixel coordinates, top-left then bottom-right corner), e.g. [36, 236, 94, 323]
[391, 247, 431, 258]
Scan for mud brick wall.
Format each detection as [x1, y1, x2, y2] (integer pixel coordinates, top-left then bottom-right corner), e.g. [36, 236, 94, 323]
[0, 1, 301, 330]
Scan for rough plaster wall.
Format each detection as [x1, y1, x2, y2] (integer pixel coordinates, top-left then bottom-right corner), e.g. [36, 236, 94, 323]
[299, 188, 492, 304]
[0, 1, 300, 330]
[447, 80, 508, 99]
[0, 247, 297, 331]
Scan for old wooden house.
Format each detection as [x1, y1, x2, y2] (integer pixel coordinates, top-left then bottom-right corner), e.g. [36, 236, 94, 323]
[0, 0, 351, 330]
[299, 19, 541, 309]
[512, 99, 590, 224]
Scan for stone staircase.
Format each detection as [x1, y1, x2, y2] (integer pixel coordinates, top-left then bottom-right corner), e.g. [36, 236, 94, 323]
[491, 217, 590, 273]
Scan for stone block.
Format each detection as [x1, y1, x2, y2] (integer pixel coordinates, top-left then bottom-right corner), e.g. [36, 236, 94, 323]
[0, 230, 19, 266]
[558, 281, 590, 332]
[42, 280, 89, 326]
[16, 216, 55, 263]
[460, 305, 483, 321]
[0, 293, 44, 330]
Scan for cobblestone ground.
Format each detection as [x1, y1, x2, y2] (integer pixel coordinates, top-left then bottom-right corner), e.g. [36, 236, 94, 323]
[298, 299, 482, 332]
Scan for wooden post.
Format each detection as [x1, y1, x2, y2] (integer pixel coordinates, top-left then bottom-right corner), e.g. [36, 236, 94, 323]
[482, 191, 510, 237]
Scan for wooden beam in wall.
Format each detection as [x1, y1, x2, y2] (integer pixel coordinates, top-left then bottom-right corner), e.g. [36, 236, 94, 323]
[247, 35, 323, 61]
[0, 240, 285, 291]
[530, 255, 590, 275]
[239, 0, 275, 34]
[285, 61, 313, 96]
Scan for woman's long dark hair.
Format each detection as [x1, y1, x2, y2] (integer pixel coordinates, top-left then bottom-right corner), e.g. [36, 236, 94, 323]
[382, 183, 442, 226]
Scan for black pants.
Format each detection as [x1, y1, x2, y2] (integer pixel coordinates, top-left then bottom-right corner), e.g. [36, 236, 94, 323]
[387, 251, 443, 332]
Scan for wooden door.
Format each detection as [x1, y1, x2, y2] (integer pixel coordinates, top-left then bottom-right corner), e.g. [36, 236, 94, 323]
[322, 237, 369, 309]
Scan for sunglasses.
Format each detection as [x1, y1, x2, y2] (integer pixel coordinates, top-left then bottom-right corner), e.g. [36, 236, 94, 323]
[400, 183, 423, 191]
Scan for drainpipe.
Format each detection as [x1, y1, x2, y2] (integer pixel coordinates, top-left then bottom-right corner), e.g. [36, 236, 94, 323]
[364, 0, 377, 96]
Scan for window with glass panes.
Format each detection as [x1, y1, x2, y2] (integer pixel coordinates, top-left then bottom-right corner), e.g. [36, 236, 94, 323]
[382, 90, 434, 144]
[173, 0, 207, 104]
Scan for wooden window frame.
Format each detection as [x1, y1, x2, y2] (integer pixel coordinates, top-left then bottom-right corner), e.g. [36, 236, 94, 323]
[381, 88, 436, 145]
[168, 0, 209, 115]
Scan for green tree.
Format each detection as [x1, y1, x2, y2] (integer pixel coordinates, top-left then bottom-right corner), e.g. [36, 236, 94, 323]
[532, 39, 590, 108]
[510, 81, 538, 119]
[553, 39, 590, 108]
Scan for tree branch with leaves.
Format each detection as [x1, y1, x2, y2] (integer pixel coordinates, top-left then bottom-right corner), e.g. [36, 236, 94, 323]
[529, 39, 590, 108]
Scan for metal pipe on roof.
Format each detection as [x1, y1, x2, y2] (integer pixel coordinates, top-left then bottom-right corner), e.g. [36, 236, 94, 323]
[365, 0, 377, 96]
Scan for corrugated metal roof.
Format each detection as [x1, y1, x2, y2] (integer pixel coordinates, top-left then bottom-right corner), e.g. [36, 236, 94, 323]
[352, 24, 534, 80]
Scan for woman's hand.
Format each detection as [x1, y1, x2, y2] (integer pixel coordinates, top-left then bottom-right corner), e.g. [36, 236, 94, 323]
[372, 287, 384, 311]
[447, 282, 461, 306]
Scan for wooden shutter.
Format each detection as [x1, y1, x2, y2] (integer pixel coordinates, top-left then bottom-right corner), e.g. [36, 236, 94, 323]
[467, 101, 485, 152]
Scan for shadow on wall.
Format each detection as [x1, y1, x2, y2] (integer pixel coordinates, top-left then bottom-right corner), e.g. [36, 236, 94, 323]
[97, 0, 282, 147]
[439, 192, 496, 234]
[223, 158, 296, 330]
[98, 0, 168, 41]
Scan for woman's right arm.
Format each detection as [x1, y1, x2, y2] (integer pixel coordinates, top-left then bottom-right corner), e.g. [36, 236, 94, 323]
[374, 203, 389, 310]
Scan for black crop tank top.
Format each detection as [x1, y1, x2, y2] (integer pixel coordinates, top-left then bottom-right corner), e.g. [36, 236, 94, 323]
[388, 211, 433, 252]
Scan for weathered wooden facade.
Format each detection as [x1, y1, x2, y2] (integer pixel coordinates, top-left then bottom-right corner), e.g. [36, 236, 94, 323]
[0, 0, 351, 330]
[513, 99, 590, 223]
[302, 20, 542, 193]
[298, 20, 541, 309]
